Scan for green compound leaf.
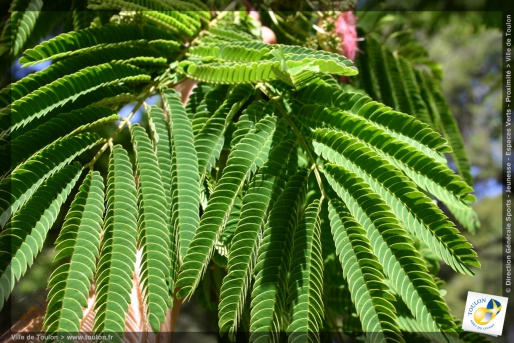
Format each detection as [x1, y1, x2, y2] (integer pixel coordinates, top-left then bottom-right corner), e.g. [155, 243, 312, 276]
[0, 133, 101, 228]
[3, 107, 117, 176]
[147, 105, 178, 295]
[43, 171, 105, 333]
[3, 62, 151, 134]
[130, 124, 172, 332]
[0, 0, 43, 57]
[93, 145, 138, 333]
[178, 43, 357, 85]
[294, 80, 451, 161]
[19, 24, 180, 66]
[218, 138, 296, 336]
[311, 127, 479, 274]
[250, 169, 309, 343]
[286, 199, 325, 343]
[0, 163, 83, 310]
[328, 198, 404, 343]
[294, 103, 478, 232]
[162, 89, 201, 261]
[176, 114, 277, 300]
[323, 163, 459, 339]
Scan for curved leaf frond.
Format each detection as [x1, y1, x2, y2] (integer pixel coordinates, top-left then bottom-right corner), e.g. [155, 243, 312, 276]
[4, 107, 116, 176]
[218, 138, 296, 336]
[287, 199, 325, 343]
[294, 81, 451, 162]
[19, 24, 179, 66]
[147, 105, 178, 291]
[295, 104, 478, 231]
[178, 59, 283, 85]
[2, 45, 167, 109]
[162, 89, 201, 261]
[178, 45, 357, 85]
[356, 34, 472, 186]
[250, 168, 309, 343]
[0, 133, 101, 228]
[4, 62, 150, 134]
[328, 199, 404, 343]
[93, 145, 138, 333]
[0, 0, 43, 58]
[130, 124, 172, 331]
[324, 164, 459, 338]
[43, 171, 105, 333]
[0, 163, 82, 310]
[312, 127, 479, 274]
[176, 114, 277, 300]
[8, 84, 132, 143]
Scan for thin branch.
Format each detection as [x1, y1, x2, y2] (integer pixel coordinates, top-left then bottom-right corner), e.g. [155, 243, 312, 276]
[85, 85, 155, 169]
[270, 98, 331, 201]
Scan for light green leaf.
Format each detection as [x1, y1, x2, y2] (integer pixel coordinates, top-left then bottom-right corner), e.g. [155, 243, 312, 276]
[286, 199, 325, 343]
[176, 114, 277, 300]
[162, 89, 201, 261]
[43, 171, 105, 333]
[219, 138, 296, 336]
[93, 145, 137, 333]
[312, 127, 479, 274]
[0, 133, 101, 228]
[130, 124, 172, 331]
[250, 168, 309, 343]
[328, 199, 404, 343]
[0, 163, 82, 310]
[324, 164, 459, 339]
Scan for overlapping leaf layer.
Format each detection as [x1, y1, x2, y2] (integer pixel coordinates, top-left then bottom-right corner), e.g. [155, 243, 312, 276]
[0, 3, 484, 343]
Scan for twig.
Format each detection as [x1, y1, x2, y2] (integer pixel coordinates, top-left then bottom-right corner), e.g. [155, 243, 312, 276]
[271, 98, 331, 201]
[85, 85, 155, 169]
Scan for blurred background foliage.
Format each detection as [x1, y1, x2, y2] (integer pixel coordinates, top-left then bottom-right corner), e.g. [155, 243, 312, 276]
[417, 11, 505, 335]
[3, 1, 508, 341]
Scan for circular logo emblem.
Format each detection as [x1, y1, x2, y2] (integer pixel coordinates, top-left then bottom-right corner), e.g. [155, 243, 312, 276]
[473, 299, 502, 325]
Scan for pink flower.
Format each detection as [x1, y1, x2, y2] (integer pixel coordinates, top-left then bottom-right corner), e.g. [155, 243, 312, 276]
[334, 11, 358, 61]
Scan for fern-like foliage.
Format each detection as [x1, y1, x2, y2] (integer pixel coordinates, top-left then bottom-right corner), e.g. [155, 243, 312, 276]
[328, 198, 404, 343]
[131, 124, 172, 331]
[0, 0, 43, 58]
[93, 145, 138, 334]
[43, 171, 104, 333]
[287, 199, 324, 342]
[250, 168, 309, 343]
[162, 89, 201, 261]
[176, 113, 277, 299]
[356, 33, 473, 187]
[0, 163, 83, 309]
[218, 135, 296, 337]
[146, 104, 178, 297]
[0, 133, 102, 227]
[3, 62, 151, 134]
[0, 3, 485, 342]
